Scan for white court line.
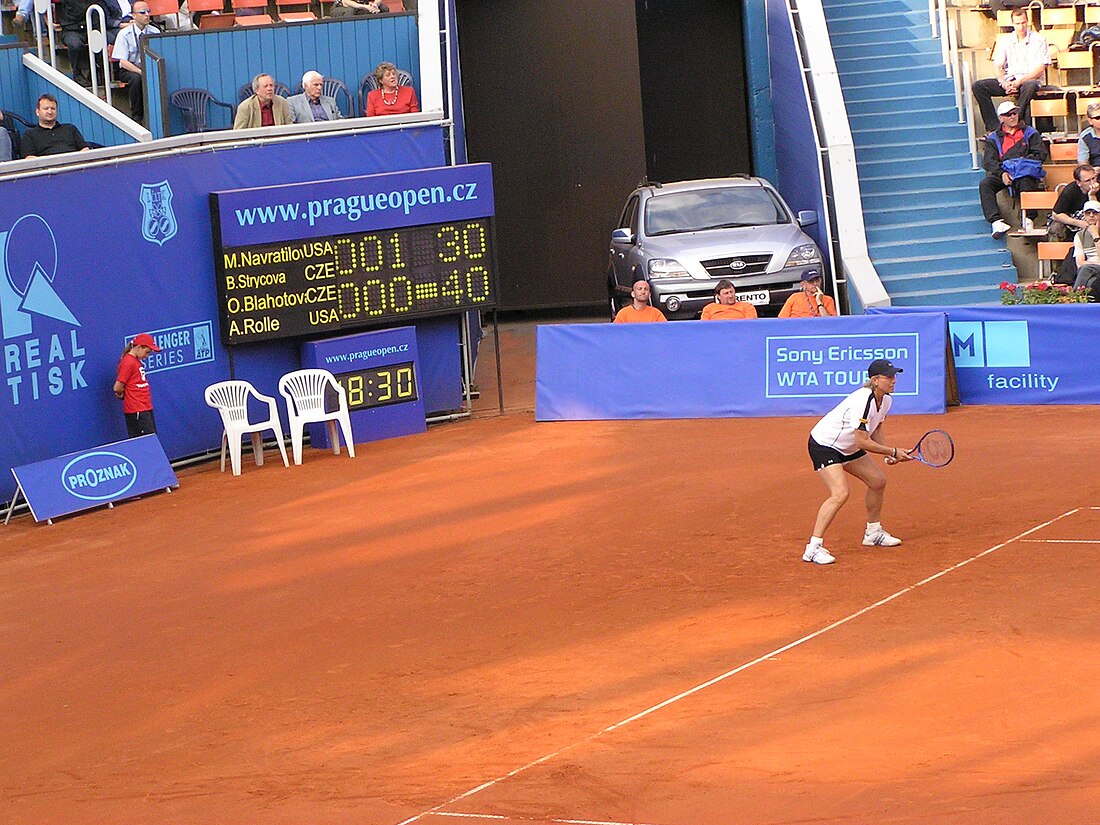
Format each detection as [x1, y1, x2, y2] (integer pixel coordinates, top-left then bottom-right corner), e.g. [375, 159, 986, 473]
[394, 509, 1082, 825]
[429, 812, 661, 825]
[1020, 539, 1100, 544]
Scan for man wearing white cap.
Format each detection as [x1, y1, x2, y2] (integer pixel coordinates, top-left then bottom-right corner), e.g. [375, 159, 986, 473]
[971, 7, 1050, 132]
[979, 100, 1044, 239]
[1072, 200, 1100, 290]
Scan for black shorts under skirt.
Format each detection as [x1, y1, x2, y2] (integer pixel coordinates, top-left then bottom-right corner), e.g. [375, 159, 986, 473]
[808, 436, 865, 471]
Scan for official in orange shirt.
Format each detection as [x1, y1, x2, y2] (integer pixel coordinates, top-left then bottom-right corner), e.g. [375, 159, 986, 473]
[778, 269, 837, 318]
[613, 279, 668, 323]
[699, 279, 758, 320]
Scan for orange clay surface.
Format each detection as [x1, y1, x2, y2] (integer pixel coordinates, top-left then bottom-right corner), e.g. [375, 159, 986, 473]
[2, 319, 1100, 825]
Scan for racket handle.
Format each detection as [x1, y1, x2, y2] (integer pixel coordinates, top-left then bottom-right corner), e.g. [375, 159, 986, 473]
[885, 455, 898, 465]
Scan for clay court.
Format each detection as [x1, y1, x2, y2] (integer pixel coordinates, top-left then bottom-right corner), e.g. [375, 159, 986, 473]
[2, 320, 1099, 824]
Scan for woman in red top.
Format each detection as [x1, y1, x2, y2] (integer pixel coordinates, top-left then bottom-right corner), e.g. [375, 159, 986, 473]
[113, 332, 161, 438]
[365, 62, 419, 116]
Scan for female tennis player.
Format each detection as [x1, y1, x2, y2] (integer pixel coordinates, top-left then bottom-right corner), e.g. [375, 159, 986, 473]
[802, 358, 914, 565]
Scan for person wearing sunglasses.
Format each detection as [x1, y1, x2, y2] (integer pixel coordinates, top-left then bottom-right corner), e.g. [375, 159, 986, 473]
[112, 1, 159, 124]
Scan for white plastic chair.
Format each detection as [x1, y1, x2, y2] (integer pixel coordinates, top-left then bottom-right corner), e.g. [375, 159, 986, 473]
[278, 368, 356, 465]
[204, 380, 289, 476]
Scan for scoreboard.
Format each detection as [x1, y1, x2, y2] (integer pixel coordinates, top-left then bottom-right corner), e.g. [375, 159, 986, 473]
[210, 164, 497, 346]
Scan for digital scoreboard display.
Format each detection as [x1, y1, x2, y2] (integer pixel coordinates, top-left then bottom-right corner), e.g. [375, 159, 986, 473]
[210, 164, 498, 346]
[214, 218, 495, 345]
[332, 361, 418, 411]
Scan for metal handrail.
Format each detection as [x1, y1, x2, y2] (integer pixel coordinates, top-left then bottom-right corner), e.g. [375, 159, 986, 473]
[929, 0, 938, 36]
[85, 4, 112, 105]
[962, 59, 979, 168]
[949, 17, 963, 111]
[31, 0, 56, 68]
[937, 0, 951, 72]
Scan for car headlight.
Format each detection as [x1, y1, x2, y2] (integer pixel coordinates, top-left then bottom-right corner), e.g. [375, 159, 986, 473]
[784, 244, 821, 268]
[648, 258, 689, 279]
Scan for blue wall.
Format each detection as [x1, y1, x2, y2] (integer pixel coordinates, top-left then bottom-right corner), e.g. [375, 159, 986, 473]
[150, 13, 420, 136]
[0, 125, 463, 504]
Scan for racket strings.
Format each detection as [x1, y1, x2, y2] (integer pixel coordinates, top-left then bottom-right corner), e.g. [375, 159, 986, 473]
[917, 431, 953, 465]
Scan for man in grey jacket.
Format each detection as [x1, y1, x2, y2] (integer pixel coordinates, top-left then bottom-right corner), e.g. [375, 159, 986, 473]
[287, 71, 343, 124]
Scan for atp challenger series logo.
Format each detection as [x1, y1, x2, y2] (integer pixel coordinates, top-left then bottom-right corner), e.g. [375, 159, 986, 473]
[0, 215, 87, 406]
[140, 180, 178, 246]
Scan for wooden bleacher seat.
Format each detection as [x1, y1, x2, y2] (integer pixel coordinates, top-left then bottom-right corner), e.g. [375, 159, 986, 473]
[1037, 241, 1073, 281]
[230, 0, 271, 25]
[1032, 94, 1069, 133]
[1048, 140, 1077, 163]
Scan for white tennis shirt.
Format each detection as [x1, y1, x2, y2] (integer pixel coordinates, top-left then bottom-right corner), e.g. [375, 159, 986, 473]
[810, 386, 892, 455]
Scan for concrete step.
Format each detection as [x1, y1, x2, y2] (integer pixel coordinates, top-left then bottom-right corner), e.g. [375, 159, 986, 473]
[841, 75, 956, 102]
[829, 23, 935, 47]
[845, 91, 957, 116]
[887, 283, 1004, 304]
[863, 201, 985, 226]
[861, 169, 987, 193]
[855, 136, 972, 162]
[835, 51, 946, 72]
[827, 9, 930, 31]
[859, 152, 976, 178]
[840, 62, 948, 86]
[866, 217, 993, 245]
[832, 39, 941, 60]
[870, 233, 1006, 259]
[873, 249, 1012, 276]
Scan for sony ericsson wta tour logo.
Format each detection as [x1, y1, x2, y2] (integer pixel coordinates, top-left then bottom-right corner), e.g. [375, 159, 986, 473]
[140, 180, 178, 246]
[0, 214, 87, 406]
[62, 450, 138, 501]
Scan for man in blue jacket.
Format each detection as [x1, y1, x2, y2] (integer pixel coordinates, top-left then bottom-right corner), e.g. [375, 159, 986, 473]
[980, 100, 1045, 239]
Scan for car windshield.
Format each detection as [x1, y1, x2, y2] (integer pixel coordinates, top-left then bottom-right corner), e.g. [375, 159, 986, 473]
[644, 187, 789, 236]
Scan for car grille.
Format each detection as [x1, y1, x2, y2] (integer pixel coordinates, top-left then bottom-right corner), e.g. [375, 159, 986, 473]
[701, 254, 772, 277]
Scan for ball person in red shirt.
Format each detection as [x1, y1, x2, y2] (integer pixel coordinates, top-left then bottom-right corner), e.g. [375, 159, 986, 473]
[113, 332, 161, 438]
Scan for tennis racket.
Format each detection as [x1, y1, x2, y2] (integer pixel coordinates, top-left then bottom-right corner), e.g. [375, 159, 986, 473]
[886, 429, 955, 467]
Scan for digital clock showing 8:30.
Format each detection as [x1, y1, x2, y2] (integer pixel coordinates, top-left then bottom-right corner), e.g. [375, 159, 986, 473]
[332, 362, 418, 411]
[216, 217, 496, 345]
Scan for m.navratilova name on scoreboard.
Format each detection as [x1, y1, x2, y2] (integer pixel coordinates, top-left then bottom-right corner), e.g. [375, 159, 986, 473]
[773, 345, 910, 366]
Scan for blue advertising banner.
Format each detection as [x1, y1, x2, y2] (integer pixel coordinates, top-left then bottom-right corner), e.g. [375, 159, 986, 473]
[211, 163, 496, 248]
[301, 326, 427, 447]
[11, 434, 178, 523]
[867, 305, 1100, 405]
[0, 126, 465, 505]
[536, 314, 947, 420]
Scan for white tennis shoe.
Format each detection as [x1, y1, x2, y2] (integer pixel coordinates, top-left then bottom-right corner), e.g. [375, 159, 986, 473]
[863, 528, 902, 547]
[803, 544, 835, 565]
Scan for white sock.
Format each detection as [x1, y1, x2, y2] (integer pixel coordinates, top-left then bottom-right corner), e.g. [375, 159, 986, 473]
[809, 536, 824, 547]
[866, 522, 881, 533]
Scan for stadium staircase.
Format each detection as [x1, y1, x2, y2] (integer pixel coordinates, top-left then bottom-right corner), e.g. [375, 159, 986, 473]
[821, 0, 1008, 305]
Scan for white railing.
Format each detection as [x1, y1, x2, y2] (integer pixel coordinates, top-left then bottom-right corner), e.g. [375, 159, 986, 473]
[85, 4, 113, 106]
[961, 59, 979, 168]
[937, 0, 951, 76]
[31, 0, 57, 69]
[789, 0, 891, 310]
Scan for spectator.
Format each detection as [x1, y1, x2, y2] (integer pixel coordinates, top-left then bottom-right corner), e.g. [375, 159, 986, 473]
[700, 279, 758, 320]
[365, 62, 419, 116]
[59, 0, 123, 86]
[972, 8, 1049, 132]
[332, 0, 388, 16]
[0, 126, 11, 163]
[613, 279, 667, 323]
[1077, 102, 1100, 167]
[1050, 163, 1099, 240]
[233, 74, 292, 129]
[778, 269, 836, 317]
[1072, 200, 1100, 290]
[112, 0, 158, 124]
[287, 71, 342, 124]
[21, 95, 90, 158]
[979, 101, 1044, 239]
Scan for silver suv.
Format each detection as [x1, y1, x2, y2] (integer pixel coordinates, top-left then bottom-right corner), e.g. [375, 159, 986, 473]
[608, 176, 824, 318]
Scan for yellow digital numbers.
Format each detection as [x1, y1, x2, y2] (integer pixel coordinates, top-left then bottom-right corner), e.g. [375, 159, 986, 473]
[344, 374, 364, 407]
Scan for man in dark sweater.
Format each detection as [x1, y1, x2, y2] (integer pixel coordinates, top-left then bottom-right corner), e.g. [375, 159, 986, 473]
[979, 100, 1044, 239]
[21, 95, 90, 159]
